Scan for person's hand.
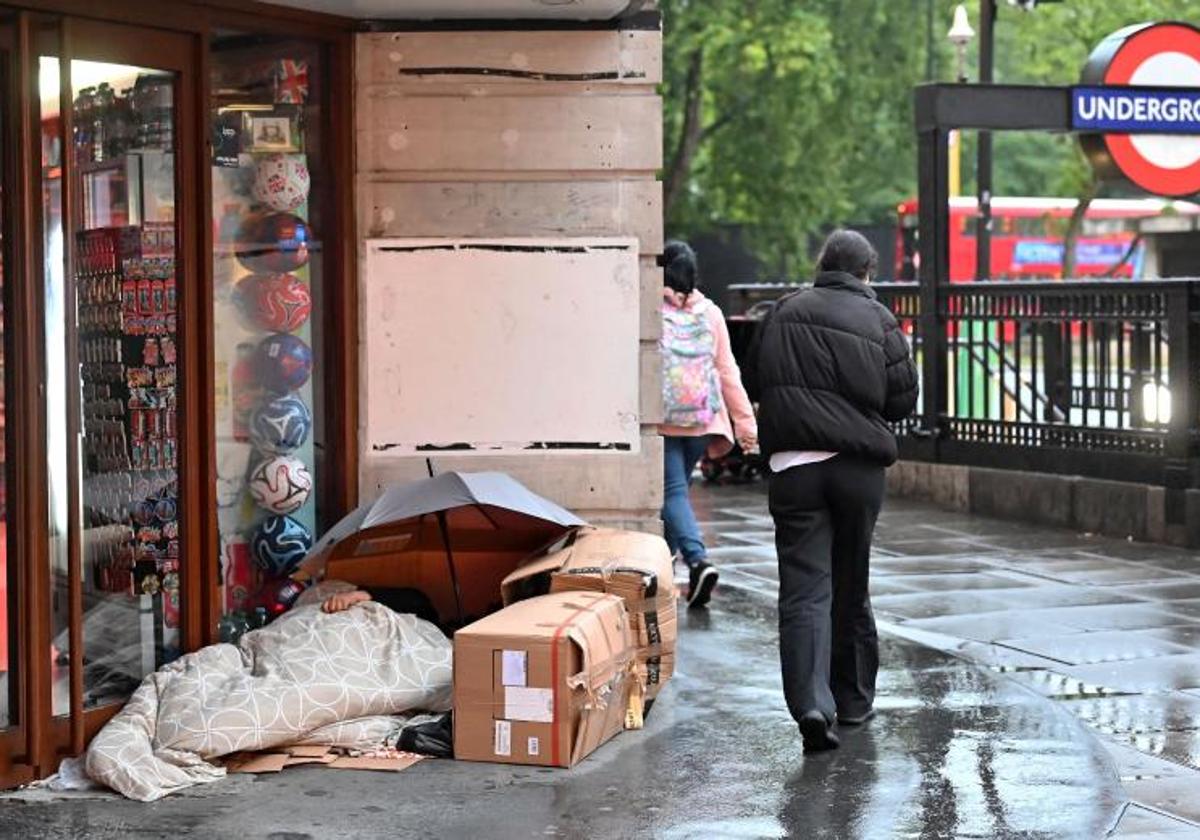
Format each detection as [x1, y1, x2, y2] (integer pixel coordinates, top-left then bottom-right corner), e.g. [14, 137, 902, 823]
[322, 590, 372, 613]
[738, 434, 760, 456]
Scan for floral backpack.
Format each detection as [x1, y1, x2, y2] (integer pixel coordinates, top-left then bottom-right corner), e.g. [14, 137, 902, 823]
[660, 297, 723, 427]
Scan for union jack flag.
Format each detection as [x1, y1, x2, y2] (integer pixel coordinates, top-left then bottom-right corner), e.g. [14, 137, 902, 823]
[274, 59, 309, 105]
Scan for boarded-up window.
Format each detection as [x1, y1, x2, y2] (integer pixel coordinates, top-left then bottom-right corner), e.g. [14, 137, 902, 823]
[363, 238, 642, 455]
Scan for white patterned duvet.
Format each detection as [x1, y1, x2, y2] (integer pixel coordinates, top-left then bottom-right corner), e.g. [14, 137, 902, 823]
[84, 601, 453, 801]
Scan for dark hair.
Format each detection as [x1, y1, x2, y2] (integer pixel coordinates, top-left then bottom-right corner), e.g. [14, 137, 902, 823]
[662, 240, 699, 297]
[817, 229, 878, 280]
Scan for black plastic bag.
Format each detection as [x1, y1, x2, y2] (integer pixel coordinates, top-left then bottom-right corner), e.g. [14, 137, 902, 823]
[398, 711, 453, 758]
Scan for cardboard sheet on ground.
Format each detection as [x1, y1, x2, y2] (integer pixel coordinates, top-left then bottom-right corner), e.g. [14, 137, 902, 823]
[223, 746, 423, 774]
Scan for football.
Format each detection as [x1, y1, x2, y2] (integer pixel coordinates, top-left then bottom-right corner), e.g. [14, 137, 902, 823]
[252, 153, 311, 213]
[235, 211, 311, 274]
[255, 333, 313, 392]
[248, 455, 313, 515]
[250, 393, 312, 454]
[236, 273, 312, 333]
[250, 514, 313, 577]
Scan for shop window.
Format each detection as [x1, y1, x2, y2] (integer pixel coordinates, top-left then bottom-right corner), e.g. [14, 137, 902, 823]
[34, 50, 186, 711]
[210, 35, 324, 633]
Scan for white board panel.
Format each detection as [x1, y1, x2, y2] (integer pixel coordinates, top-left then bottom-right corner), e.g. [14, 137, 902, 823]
[363, 237, 642, 455]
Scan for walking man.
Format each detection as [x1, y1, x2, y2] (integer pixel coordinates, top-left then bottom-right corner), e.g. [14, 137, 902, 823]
[748, 230, 918, 752]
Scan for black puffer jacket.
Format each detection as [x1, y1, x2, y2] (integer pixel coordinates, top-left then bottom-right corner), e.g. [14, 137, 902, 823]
[747, 271, 918, 465]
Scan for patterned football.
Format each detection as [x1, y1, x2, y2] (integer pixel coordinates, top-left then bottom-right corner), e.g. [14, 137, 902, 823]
[252, 153, 310, 212]
[248, 455, 312, 515]
[251, 514, 313, 577]
[235, 212, 310, 274]
[255, 333, 313, 392]
[237, 273, 312, 333]
[250, 394, 312, 454]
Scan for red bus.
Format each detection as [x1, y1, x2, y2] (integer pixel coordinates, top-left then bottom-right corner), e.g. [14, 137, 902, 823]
[895, 196, 1200, 281]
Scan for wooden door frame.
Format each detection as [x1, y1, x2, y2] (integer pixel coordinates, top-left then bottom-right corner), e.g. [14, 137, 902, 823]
[0, 2, 357, 784]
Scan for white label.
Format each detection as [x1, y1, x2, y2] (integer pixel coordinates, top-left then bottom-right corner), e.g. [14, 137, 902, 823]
[527, 737, 540, 757]
[494, 720, 512, 757]
[505, 686, 555, 723]
[502, 650, 527, 687]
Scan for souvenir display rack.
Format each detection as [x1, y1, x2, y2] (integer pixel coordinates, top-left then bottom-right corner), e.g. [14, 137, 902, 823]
[71, 72, 183, 680]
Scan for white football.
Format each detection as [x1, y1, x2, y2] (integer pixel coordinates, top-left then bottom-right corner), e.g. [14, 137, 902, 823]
[248, 454, 313, 515]
[252, 153, 311, 212]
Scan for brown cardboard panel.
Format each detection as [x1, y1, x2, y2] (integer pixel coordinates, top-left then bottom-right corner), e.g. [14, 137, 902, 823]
[225, 752, 290, 774]
[286, 745, 334, 758]
[503, 528, 677, 705]
[283, 754, 340, 767]
[454, 591, 633, 768]
[327, 755, 425, 772]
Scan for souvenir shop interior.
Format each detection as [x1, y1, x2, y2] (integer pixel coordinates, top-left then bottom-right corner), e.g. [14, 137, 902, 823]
[0, 6, 352, 787]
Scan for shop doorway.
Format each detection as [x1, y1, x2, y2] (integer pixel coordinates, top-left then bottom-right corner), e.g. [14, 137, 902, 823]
[0, 13, 199, 786]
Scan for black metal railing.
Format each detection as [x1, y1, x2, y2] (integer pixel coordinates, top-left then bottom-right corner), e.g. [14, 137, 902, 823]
[725, 279, 1200, 488]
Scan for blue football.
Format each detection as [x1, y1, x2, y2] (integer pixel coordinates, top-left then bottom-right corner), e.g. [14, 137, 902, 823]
[250, 394, 313, 454]
[255, 333, 313, 392]
[251, 514, 313, 577]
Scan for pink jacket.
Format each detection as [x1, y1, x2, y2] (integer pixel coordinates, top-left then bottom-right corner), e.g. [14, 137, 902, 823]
[658, 289, 758, 458]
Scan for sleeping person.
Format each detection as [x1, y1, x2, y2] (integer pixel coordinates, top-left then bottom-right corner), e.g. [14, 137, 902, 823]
[319, 584, 443, 632]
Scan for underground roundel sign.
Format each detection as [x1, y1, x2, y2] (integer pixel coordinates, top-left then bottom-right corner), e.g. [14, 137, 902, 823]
[1077, 22, 1200, 197]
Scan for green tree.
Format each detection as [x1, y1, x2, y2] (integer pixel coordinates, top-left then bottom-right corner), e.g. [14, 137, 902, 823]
[661, 0, 928, 272]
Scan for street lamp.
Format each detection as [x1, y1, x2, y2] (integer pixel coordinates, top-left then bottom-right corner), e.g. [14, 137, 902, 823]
[948, 5, 975, 83]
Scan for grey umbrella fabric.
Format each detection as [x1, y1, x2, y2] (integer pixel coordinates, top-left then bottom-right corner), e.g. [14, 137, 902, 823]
[307, 471, 585, 561]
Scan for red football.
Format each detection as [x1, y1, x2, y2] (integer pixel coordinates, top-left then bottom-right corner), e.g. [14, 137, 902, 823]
[236, 273, 312, 333]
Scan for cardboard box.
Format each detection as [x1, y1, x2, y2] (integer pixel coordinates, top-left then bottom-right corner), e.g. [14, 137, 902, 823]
[453, 591, 633, 768]
[501, 528, 677, 705]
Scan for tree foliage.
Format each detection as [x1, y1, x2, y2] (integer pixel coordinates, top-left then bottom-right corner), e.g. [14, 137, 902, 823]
[661, 0, 927, 271]
[662, 0, 1200, 273]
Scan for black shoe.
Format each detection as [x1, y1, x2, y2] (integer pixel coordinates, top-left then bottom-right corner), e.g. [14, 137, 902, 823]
[838, 708, 876, 726]
[687, 562, 719, 609]
[798, 711, 840, 753]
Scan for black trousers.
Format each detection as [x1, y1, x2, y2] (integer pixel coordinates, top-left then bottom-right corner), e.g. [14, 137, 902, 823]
[768, 456, 885, 725]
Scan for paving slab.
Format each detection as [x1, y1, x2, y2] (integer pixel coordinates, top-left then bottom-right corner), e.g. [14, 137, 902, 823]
[906, 611, 1087, 642]
[997, 630, 1195, 666]
[872, 591, 1014, 620]
[984, 585, 1140, 609]
[1110, 804, 1200, 838]
[1122, 776, 1200, 825]
[1125, 582, 1200, 601]
[874, 570, 1039, 592]
[1160, 600, 1200, 620]
[1020, 603, 1199, 632]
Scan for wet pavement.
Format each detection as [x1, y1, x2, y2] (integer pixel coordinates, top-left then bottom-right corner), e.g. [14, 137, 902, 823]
[4, 480, 1196, 838]
[697, 479, 1200, 838]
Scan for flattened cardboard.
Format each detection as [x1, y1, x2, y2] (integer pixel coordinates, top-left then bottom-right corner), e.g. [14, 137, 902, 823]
[287, 745, 334, 758]
[224, 744, 421, 774]
[225, 752, 289, 774]
[502, 528, 677, 704]
[284, 754, 339, 767]
[327, 754, 424, 772]
[453, 591, 633, 768]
